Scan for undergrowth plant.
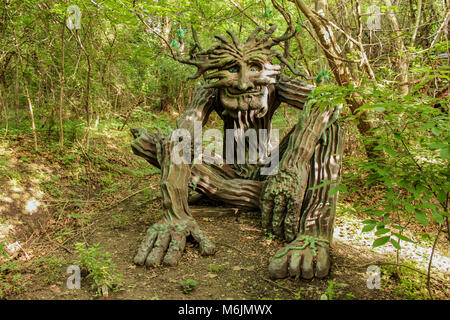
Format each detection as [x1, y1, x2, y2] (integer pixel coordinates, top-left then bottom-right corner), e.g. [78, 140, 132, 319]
[180, 279, 198, 294]
[75, 242, 123, 296]
[0, 244, 26, 299]
[381, 262, 429, 300]
[311, 73, 449, 250]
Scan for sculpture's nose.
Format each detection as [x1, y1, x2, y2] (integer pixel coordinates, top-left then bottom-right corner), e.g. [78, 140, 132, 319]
[237, 68, 254, 92]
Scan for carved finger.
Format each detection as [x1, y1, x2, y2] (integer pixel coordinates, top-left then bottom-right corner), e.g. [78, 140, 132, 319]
[163, 230, 187, 266]
[272, 193, 287, 238]
[134, 225, 158, 265]
[288, 251, 302, 278]
[145, 230, 171, 267]
[268, 251, 289, 279]
[190, 226, 216, 256]
[315, 246, 331, 278]
[301, 249, 314, 279]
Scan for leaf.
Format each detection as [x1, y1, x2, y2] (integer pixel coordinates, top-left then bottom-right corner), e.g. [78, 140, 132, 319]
[390, 238, 401, 250]
[296, 18, 302, 31]
[404, 204, 414, 213]
[375, 228, 390, 235]
[428, 142, 447, 150]
[392, 132, 402, 140]
[431, 211, 445, 225]
[415, 210, 429, 226]
[440, 147, 449, 159]
[383, 146, 397, 156]
[373, 236, 390, 248]
[431, 127, 442, 135]
[329, 184, 347, 196]
[373, 210, 385, 217]
[437, 190, 446, 205]
[392, 232, 413, 243]
[315, 70, 330, 84]
[170, 39, 180, 48]
[362, 224, 376, 232]
[176, 28, 187, 39]
[308, 179, 333, 191]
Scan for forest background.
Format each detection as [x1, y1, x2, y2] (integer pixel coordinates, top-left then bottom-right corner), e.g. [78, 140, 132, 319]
[0, 0, 448, 300]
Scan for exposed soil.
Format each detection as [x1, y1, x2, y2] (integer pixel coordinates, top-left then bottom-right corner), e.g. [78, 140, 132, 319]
[11, 181, 397, 300]
[2, 134, 448, 301]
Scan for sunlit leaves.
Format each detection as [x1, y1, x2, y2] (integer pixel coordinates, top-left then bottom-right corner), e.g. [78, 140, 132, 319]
[330, 74, 448, 250]
[373, 236, 390, 248]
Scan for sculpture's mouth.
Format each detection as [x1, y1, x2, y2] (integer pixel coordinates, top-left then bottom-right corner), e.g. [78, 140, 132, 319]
[220, 86, 269, 119]
[225, 86, 263, 97]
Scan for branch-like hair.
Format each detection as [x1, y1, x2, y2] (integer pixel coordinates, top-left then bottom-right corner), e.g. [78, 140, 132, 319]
[175, 24, 310, 82]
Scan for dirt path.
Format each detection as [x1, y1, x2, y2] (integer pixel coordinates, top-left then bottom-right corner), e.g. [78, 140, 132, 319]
[14, 188, 398, 300]
[2, 139, 447, 300]
[0, 138, 450, 300]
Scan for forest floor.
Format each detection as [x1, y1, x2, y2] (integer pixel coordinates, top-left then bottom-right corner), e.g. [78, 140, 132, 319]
[0, 112, 449, 300]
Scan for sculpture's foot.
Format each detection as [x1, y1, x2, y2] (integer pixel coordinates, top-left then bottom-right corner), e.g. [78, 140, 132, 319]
[268, 235, 330, 280]
[134, 219, 216, 267]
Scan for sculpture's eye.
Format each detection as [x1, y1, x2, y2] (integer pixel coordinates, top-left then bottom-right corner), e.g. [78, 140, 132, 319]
[249, 65, 261, 72]
[229, 67, 239, 73]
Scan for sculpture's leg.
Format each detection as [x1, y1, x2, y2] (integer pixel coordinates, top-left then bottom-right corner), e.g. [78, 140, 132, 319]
[267, 116, 344, 279]
[190, 164, 262, 210]
[131, 128, 217, 267]
[131, 127, 263, 210]
[131, 127, 264, 267]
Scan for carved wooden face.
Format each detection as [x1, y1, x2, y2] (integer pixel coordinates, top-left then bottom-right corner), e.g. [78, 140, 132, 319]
[218, 59, 281, 118]
[177, 25, 291, 118]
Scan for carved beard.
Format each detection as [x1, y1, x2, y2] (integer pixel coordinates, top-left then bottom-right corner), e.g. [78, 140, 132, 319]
[219, 86, 269, 119]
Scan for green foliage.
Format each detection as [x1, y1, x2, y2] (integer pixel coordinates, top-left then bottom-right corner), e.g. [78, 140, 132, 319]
[381, 262, 429, 300]
[31, 256, 66, 285]
[312, 72, 449, 250]
[0, 251, 26, 299]
[111, 213, 130, 229]
[75, 242, 123, 296]
[321, 281, 348, 300]
[208, 265, 224, 273]
[180, 278, 198, 294]
[0, 242, 8, 259]
[0, 0, 448, 301]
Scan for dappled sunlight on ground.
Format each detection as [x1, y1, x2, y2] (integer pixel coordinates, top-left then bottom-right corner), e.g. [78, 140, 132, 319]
[334, 203, 450, 276]
[0, 141, 50, 251]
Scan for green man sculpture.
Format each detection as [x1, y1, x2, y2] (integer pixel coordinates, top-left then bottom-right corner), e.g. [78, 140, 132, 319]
[130, 25, 344, 279]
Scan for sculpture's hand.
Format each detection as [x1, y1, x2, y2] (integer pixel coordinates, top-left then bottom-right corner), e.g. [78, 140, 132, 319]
[261, 167, 307, 242]
[268, 235, 330, 279]
[134, 218, 216, 267]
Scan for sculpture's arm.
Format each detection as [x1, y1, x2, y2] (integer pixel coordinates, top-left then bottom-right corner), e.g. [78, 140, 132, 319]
[262, 82, 342, 280]
[262, 76, 339, 241]
[275, 75, 314, 110]
[159, 86, 216, 221]
[176, 86, 216, 137]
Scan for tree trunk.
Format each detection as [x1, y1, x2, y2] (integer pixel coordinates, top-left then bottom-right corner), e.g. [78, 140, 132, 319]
[59, 19, 65, 148]
[383, 0, 409, 96]
[74, 31, 92, 149]
[14, 63, 19, 122]
[0, 84, 7, 136]
[12, 23, 38, 150]
[23, 78, 38, 151]
[292, 0, 379, 158]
